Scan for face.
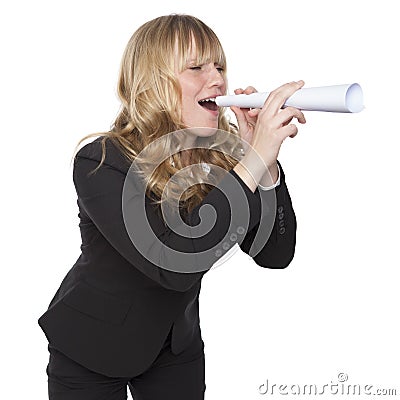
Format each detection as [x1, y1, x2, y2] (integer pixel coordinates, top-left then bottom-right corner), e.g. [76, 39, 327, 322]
[175, 40, 227, 145]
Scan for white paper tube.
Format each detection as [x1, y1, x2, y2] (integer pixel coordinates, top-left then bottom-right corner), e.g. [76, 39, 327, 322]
[215, 83, 364, 113]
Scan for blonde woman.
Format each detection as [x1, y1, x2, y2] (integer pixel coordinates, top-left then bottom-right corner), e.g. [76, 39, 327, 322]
[38, 14, 305, 400]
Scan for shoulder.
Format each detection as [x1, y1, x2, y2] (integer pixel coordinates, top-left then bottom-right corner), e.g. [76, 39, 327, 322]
[74, 136, 132, 175]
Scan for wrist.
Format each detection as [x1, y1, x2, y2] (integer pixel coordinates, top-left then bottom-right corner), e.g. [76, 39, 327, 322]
[260, 162, 279, 186]
[233, 149, 266, 193]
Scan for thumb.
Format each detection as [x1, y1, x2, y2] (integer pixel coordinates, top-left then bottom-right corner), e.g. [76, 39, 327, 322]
[230, 106, 248, 132]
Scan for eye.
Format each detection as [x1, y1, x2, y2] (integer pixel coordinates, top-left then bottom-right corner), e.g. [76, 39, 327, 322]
[189, 65, 202, 70]
[214, 63, 225, 73]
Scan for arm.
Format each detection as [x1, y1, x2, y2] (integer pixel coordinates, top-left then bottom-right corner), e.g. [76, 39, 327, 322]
[239, 160, 297, 269]
[73, 146, 268, 292]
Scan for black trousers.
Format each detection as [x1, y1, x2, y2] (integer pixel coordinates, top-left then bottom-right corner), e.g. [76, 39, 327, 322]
[46, 328, 206, 400]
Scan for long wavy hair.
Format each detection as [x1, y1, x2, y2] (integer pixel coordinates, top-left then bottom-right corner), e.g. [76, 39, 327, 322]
[73, 14, 244, 216]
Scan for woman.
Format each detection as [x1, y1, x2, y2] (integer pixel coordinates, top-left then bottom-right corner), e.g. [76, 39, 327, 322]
[38, 14, 305, 400]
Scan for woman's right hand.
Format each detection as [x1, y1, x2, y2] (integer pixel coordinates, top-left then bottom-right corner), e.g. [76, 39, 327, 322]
[248, 80, 306, 169]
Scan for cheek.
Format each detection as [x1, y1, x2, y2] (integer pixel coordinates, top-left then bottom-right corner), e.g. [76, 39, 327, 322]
[222, 78, 227, 93]
[180, 84, 196, 104]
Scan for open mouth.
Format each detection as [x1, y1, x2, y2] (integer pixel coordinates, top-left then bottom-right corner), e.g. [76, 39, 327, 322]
[198, 97, 218, 112]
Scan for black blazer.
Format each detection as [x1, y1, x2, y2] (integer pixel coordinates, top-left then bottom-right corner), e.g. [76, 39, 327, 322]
[38, 137, 297, 378]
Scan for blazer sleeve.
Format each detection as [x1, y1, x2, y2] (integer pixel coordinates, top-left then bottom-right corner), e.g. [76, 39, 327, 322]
[239, 160, 297, 269]
[73, 152, 268, 292]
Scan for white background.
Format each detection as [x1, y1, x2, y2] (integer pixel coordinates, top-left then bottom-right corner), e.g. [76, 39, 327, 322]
[1, 0, 399, 398]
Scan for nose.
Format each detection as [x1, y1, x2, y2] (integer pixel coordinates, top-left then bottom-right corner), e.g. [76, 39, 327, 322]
[207, 63, 225, 89]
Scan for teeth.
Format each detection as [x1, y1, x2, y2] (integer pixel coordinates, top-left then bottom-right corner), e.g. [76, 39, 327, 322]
[199, 98, 216, 103]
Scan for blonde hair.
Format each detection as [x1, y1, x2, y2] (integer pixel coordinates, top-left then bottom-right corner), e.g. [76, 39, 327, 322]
[74, 14, 243, 215]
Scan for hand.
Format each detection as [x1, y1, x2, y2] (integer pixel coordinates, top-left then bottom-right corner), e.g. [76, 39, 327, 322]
[249, 80, 306, 169]
[230, 86, 260, 155]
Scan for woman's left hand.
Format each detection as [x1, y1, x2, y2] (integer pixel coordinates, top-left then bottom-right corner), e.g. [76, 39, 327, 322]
[230, 86, 261, 154]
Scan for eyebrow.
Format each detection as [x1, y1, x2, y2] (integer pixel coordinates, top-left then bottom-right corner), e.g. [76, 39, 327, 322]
[187, 59, 222, 65]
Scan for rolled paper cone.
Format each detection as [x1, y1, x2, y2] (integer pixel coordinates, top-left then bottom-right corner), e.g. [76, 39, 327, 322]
[215, 83, 364, 113]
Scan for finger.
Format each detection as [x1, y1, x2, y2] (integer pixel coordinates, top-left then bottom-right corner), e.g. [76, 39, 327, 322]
[246, 109, 260, 129]
[264, 80, 304, 113]
[248, 108, 261, 118]
[230, 105, 245, 120]
[282, 114, 306, 128]
[282, 117, 293, 127]
[261, 80, 305, 117]
[234, 88, 244, 95]
[230, 106, 250, 132]
[277, 123, 299, 142]
[243, 86, 257, 95]
[275, 107, 306, 127]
